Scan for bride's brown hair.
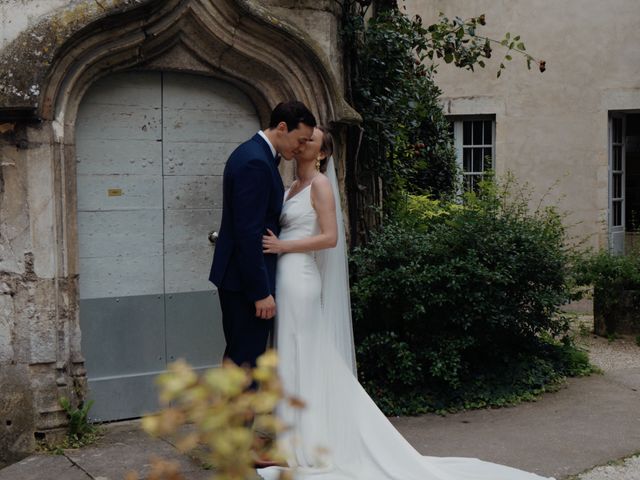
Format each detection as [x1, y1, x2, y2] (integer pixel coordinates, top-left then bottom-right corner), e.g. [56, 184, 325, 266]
[317, 126, 334, 173]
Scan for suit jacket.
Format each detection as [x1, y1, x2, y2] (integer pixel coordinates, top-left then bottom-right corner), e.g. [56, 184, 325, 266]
[209, 133, 284, 301]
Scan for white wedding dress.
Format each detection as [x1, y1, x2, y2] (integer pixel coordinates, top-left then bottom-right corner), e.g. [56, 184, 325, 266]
[258, 160, 553, 480]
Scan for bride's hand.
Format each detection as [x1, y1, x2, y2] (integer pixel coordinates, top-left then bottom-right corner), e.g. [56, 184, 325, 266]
[263, 229, 285, 254]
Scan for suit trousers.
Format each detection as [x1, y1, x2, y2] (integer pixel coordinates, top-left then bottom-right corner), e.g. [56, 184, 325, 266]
[218, 289, 273, 368]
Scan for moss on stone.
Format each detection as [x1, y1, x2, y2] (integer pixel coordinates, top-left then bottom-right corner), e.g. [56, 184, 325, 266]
[0, 0, 150, 108]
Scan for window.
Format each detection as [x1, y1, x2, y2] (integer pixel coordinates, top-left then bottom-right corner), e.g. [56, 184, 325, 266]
[452, 117, 495, 193]
[611, 116, 624, 228]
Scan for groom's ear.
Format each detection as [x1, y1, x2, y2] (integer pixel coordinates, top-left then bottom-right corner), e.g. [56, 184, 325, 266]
[275, 121, 289, 133]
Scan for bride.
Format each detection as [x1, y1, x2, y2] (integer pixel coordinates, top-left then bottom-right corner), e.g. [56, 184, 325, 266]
[259, 126, 553, 480]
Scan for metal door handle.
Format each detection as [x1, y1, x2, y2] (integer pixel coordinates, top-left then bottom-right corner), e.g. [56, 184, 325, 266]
[208, 230, 218, 245]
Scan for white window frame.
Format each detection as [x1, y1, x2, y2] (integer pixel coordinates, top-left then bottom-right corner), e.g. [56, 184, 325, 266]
[609, 113, 626, 254]
[451, 116, 496, 193]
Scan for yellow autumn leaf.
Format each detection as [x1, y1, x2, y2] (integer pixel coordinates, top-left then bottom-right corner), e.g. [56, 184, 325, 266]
[252, 392, 280, 413]
[257, 349, 279, 369]
[204, 366, 248, 396]
[141, 414, 160, 435]
[175, 432, 200, 453]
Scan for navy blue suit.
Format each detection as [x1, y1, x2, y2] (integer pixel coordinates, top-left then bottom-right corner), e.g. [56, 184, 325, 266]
[210, 133, 284, 367]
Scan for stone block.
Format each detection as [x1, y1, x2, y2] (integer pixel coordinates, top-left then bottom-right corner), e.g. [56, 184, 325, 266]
[0, 454, 88, 480]
[0, 363, 35, 465]
[0, 144, 30, 275]
[0, 293, 15, 361]
[25, 144, 57, 280]
[594, 288, 640, 336]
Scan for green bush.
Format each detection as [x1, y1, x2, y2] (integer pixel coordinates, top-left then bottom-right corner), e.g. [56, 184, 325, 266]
[350, 181, 592, 414]
[574, 249, 640, 287]
[574, 250, 640, 335]
[574, 249, 640, 307]
[59, 397, 96, 440]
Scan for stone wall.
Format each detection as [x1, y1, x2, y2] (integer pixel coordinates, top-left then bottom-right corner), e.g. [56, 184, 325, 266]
[0, 121, 87, 462]
[403, 0, 640, 250]
[258, 0, 343, 91]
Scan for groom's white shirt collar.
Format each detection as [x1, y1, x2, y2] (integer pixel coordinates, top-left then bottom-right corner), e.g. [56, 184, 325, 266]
[258, 130, 277, 159]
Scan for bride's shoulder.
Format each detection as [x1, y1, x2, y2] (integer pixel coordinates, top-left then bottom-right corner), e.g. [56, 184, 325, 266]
[310, 174, 334, 204]
[311, 173, 331, 189]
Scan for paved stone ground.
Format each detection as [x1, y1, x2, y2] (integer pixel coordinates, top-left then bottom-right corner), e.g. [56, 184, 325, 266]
[1, 314, 638, 480]
[568, 316, 640, 480]
[573, 454, 640, 480]
[0, 421, 215, 480]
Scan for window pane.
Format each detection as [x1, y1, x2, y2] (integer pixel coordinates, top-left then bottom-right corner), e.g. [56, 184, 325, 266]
[613, 118, 622, 144]
[613, 146, 622, 171]
[464, 174, 473, 192]
[614, 201, 622, 227]
[458, 118, 495, 193]
[473, 121, 483, 145]
[484, 148, 493, 170]
[473, 175, 483, 193]
[473, 148, 483, 172]
[613, 173, 622, 199]
[465, 174, 481, 193]
[463, 148, 472, 172]
[484, 120, 492, 144]
[463, 122, 472, 145]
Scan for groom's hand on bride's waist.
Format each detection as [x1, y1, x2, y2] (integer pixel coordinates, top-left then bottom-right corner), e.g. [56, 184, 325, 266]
[255, 295, 276, 319]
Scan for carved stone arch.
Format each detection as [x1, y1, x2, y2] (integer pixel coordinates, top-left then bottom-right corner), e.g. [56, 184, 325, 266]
[0, 0, 363, 455]
[27, 0, 359, 281]
[40, 0, 359, 140]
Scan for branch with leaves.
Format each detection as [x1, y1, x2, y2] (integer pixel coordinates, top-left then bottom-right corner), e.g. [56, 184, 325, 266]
[419, 13, 546, 77]
[129, 351, 302, 480]
[338, 1, 547, 241]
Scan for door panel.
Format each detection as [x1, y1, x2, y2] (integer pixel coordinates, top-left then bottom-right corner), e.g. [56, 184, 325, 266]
[161, 73, 259, 371]
[163, 209, 220, 294]
[77, 71, 259, 421]
[79, 293, 166, 420]
[165, 292, 226, 366]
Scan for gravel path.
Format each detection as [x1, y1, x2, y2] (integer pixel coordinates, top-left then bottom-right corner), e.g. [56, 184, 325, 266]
[572, 315, 640, 372]
[570, 314, 640, 480]
[573, 454, 640, 480]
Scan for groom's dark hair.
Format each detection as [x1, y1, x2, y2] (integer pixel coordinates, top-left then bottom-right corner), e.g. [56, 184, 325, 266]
[269, 101, 317, 132]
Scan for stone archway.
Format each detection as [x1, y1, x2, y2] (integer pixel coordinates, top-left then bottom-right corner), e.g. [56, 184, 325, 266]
[0, 0, 358, 457]
[52, 0, 358, 417]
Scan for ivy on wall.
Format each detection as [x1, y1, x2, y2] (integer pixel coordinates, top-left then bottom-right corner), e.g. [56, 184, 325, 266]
[339, 0, 545, 243]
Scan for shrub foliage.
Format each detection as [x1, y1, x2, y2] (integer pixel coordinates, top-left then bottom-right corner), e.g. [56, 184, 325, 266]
[350, 182, 592, 414]
[575, 249, 640, 305]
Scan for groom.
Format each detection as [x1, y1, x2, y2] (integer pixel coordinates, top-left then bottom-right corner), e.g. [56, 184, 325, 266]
[210, 101, 317, 368]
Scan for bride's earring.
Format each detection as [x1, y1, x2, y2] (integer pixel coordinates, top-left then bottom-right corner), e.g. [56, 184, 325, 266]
[315, 157, 321, 171]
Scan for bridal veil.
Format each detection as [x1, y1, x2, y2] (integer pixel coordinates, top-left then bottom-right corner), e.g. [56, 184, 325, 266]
[316, 157, 357, 376]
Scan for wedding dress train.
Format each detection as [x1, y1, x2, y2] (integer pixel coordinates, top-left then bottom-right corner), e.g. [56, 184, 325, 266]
[258, 161, 553, 480]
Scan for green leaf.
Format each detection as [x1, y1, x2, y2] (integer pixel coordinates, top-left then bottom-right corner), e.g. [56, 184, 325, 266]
[505, 55, 512, 61]
[517, 42, 526, 50]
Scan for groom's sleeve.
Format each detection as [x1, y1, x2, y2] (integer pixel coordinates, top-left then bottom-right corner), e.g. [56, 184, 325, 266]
[231, 157, 272, 302]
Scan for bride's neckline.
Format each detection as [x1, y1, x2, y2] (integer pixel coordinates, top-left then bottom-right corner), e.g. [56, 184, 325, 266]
[285, 174, 319, 203]
[284, 183, 312, 203]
